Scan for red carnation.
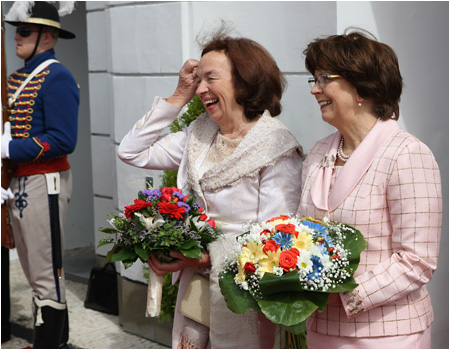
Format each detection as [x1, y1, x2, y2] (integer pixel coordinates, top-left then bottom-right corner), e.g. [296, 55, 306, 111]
[207, 219, 216, 229]
[275, 223, 298, 236]
[263, 240, 279, 254]
[279, 250, 299, 272]
[244, 262, 256, 274]
[124, 199, 151, 219]
[160, 186, 181, 202]
[199, 214, 208, 221]
[157, 202, 186, 219]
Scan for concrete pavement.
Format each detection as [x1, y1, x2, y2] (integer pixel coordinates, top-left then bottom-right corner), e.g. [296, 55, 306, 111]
[2, 248, 170, 349]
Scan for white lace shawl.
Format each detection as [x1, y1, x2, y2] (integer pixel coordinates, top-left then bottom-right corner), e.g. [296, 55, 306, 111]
[186, 110, 303, 196]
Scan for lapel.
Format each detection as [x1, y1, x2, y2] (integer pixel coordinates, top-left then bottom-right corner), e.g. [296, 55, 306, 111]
[329, 119, 399, 212]
[311, 119, 399, 213]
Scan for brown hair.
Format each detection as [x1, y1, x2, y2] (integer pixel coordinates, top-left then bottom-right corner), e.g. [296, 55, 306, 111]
[303, 29, 403, 120]
[200, 32, 286, 120]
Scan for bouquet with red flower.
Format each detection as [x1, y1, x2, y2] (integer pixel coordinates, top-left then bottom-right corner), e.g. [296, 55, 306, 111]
[98, 186, 222, 317]
[219, 215, 366, 348]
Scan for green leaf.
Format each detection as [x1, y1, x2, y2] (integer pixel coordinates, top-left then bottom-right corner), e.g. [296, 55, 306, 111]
[97, 240, 113, 248]
[259, 271, 304, 296]
[98, 227, 117, 234]
[122, 258, 138, 269]
[110, 246, 137, 262]
[257, 292, 321, 326]
[135, 245, 152, 261]
[180, 247, 202, 259]
[105, 244, 119, 263]
[179, 239, 199, 250]
[219, 270, 260, 314]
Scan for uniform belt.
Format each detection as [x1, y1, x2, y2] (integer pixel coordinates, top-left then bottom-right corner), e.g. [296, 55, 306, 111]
[12, 156, 70, 177]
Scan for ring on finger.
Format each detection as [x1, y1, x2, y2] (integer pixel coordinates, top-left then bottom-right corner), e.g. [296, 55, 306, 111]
[191, 72, 197, 79]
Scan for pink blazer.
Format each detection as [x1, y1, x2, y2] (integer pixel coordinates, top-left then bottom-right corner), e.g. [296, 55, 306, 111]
[297, 119, 442, 337]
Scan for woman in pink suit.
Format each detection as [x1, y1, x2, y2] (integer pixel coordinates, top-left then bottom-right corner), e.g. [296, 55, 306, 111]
[297, 29, 442, 348]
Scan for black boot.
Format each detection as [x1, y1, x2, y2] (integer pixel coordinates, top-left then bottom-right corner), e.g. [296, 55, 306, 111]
[59, 307, 69, 348]
[32, 295, 68, 349]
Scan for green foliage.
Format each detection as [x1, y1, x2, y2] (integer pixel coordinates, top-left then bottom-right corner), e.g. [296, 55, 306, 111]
[161, 95, 206, 187]
[169, 94, 206, 133]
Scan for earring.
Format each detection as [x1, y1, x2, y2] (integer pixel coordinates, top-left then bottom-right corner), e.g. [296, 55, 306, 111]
[358, 102, 362, 107]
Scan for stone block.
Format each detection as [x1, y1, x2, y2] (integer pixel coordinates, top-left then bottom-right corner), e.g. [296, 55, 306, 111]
[86, 2, 107, 11]
[191, 1, 336, 72]
[89, 73, 113, 135]
[109, 3, 183, 74]
[87, 10, 110, 71]
[91, 135, 115, 198]
[111, 76, 178, 143]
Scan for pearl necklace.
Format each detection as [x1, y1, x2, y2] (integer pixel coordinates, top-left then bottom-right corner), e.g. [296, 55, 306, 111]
[337, 118, 381, 162]
[337, 136, 351, 162]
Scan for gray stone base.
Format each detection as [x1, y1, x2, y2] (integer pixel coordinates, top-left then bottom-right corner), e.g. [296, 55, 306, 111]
[118, 276, 173, 347]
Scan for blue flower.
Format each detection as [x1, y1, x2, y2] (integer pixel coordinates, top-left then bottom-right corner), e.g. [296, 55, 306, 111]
[307, 255, 324, 280]
[272, 232, 294, 250]
[301, 220, 328, 236]
[173, 191, 185, 201]
[302, 220, 333, 251]
[177, 201, 191, 212]
[140, 189, 162, 201]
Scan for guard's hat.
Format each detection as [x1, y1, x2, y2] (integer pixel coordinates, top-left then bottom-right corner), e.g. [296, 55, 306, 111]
[5, 1, 76, 39]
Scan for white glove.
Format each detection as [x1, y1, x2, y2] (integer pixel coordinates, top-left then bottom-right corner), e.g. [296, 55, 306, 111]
[1, 187, 14, 205]
[2, 122, 12, 159]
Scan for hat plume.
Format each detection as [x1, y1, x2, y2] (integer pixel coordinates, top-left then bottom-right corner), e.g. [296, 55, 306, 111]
[4, 1, 35, 22]
[57, 1, 76, 17]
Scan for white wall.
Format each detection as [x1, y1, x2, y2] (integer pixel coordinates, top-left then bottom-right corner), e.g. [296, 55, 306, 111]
[85, 1, 448, 347]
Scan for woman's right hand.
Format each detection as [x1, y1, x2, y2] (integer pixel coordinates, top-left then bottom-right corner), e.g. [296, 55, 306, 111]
[147, 250, 211, 276]
[166, 59, 199, 108]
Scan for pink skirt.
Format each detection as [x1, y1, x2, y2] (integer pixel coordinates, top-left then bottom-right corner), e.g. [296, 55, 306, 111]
[307, 327, 431, 349]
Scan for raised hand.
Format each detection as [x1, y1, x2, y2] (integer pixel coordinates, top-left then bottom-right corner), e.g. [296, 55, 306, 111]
[166, 59, 199, 108]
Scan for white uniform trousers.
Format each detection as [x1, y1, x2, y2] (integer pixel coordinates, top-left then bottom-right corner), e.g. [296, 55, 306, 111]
[8, 170, 72, 302]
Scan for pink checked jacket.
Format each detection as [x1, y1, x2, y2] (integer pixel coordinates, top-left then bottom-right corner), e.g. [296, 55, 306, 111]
[297, 119, 442, 338]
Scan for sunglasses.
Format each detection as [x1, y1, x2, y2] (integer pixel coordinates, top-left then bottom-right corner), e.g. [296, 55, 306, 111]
[15, 27, 41, 38]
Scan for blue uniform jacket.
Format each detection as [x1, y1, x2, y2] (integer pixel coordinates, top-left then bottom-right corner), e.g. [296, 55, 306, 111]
[7, 49, 79, 175]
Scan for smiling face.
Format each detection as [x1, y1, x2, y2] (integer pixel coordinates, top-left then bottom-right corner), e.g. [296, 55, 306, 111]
[195, 50, 245, 126]
[310, 69, 361, 129]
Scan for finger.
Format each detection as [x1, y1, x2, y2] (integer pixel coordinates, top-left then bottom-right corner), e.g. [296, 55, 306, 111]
[147, 258, 164, 276]
[169, 251, 186, 260]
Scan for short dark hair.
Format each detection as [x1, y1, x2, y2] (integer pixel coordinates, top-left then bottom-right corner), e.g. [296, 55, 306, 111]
[304, 29, 403, 120]
[200, 32, 286, 120]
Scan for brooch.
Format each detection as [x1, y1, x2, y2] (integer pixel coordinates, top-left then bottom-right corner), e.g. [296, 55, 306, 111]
[320, 155, 336, 168]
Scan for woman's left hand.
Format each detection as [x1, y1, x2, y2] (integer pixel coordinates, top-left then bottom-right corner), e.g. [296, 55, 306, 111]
[147, 250, 211, 276]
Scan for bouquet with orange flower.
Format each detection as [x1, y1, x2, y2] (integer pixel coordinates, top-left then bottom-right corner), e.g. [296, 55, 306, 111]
[219, 215, 366, 348]
[98, 186, 222, 318]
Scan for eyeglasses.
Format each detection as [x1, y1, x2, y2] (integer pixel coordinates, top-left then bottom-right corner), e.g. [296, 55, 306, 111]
[15, 27, 40, 38]
[308, 74, 343, 89]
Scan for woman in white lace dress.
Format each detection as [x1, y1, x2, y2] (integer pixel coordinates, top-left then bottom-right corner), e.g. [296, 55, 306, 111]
[117, 32, 304, 349]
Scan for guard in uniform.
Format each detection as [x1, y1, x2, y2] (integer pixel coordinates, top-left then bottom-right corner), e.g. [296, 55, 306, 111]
[1, 2, 79, 348]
